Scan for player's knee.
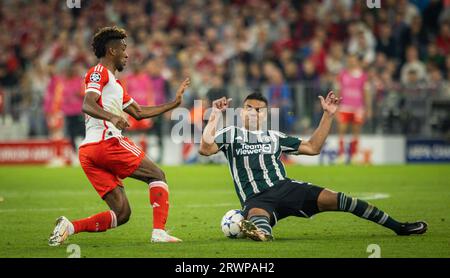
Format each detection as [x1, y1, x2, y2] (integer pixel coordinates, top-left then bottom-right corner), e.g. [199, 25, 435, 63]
[143, 167, 166, 184]
[158, 169, 166, 182]
[317, 189, 338, 211]
[247, 208, 270, 219]
[151, 168, 166, 183]
[117, 209, 131, 225]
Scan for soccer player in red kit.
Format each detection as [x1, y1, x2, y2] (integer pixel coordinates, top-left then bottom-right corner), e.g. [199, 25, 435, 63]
[49, 27, 190, 245]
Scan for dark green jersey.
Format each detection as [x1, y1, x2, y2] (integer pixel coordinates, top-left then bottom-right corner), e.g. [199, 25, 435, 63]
[215, 126, 302, 204]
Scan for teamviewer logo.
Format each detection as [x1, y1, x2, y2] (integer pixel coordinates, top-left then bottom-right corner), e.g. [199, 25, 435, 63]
[366, 0, 381, 9]
[67, 0, 81, 9]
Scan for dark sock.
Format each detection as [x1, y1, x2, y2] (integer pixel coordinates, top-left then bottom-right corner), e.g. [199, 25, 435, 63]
[337, 192, 402, 233]
[249, 215, 272, 235]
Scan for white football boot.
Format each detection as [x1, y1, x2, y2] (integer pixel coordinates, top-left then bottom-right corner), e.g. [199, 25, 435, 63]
[48, 216, 73, 246]
[151, 229, 182, 243]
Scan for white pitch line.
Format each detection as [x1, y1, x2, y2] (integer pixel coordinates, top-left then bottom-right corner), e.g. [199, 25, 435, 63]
[0, 203, 239, 213]
[184, 203, 236, 208]
[0, 189, 233, 198]
[0, 192, 390, 213]
[0, 207, 97, 213]
[353, 192, 391, 200]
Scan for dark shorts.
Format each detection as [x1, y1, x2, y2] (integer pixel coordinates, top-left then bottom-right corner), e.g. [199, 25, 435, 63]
[242, 179, 324, 226]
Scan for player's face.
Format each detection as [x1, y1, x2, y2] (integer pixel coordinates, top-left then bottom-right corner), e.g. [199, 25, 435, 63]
[114, 40, 128, 72]
[347, 55, 359, 69]
[242, 99, 267, 131]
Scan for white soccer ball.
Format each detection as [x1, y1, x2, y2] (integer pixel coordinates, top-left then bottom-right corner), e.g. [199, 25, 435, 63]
[221, 209, 245, 239]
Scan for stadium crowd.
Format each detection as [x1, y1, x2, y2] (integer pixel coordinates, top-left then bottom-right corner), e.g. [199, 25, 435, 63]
[0, 0, 449, 144]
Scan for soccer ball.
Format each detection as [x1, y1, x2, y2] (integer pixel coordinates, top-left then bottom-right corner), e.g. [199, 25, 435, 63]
[221, 209, 244, 239]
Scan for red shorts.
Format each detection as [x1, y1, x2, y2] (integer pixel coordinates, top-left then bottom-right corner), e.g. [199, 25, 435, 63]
[79, 137, 145, 198]
[338, 111, 365, 125]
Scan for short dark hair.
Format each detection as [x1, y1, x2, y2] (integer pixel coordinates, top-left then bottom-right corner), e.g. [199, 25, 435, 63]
[92, 26, 127, 58]
[244, 93, 268, 106]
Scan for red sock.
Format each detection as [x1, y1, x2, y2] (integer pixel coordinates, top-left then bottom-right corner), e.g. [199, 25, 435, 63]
[350, 138, 359, 157]
[72, 210, 117, 234]
[149, 181, 169, 230]
[338, 137, 345, 156]
[139, 135, 147, 152]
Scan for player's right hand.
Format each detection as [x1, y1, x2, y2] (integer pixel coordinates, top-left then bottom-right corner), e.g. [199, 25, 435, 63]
[110, 115, 130, 130]
[212, 97, 232, 113]
[318, 91, 341, 116]
[175, 77, 191, 105]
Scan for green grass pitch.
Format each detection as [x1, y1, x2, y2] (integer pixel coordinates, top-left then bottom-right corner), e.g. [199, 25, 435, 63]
[0, 164, 449, 258]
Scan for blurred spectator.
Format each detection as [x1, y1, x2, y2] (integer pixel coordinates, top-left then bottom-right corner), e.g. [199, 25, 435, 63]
[398, 0, 421, 26]
[123, 59, 154, 153]
[426, 42, 446, 71]
[308, 39, 327, 75]
[300, 58, 322, 129]
[401, 68, 429, 135]
[435, 22, 450, 56]
[403, 15, 429, 58]
[325, 42, 345, 76]
[246, 62, 264, 91]
[423, 0, 444, 36]
[61, 62, 85, 152]
[428, 65, 445, 95]
[21, 59, 49, 137]
[145, 57, 171, 162]
[265, 63, 294, 132]
[206, 75, 227, 104]
[376, 71, 403, 134]
[0, 0, 449, 141]
[284, 60, 300, 120]
[376, 21, 397, 58]
[293, 2, 317, 46]
[0, 48, 20, 88]
[348, 23, 376, 66]
[401, 45, 427, 84]
[124, 59, 154, 132]
[392, 11, 411, 60]
[227, 61, 247, 105]
[43, 72, 65, 140]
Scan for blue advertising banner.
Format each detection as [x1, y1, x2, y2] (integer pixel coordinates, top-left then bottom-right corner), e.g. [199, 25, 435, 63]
[406, 139, 450, 163]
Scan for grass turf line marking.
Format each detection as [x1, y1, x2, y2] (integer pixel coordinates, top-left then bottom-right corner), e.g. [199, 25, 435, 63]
[0, 193, 390, 213]
[0, 203, 239, 213]
[353, 192, 390, 200]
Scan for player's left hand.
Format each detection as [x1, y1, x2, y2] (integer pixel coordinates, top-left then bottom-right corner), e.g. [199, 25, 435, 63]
[175, 78, 191, 105]
[319, 91, 341, 116]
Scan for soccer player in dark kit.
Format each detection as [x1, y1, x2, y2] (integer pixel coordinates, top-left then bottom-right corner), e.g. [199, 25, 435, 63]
[199, 92, 427, 241]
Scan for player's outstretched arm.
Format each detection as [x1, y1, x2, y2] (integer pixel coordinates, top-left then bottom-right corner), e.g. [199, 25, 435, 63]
[124, 78, 190, 120]
[298, 91, 341, 156]
[199, 97, 231, 156]
[82, 92, 129, 130]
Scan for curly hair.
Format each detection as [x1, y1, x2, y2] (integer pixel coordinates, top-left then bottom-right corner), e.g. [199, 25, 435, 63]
[92, 26, 127, 58]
